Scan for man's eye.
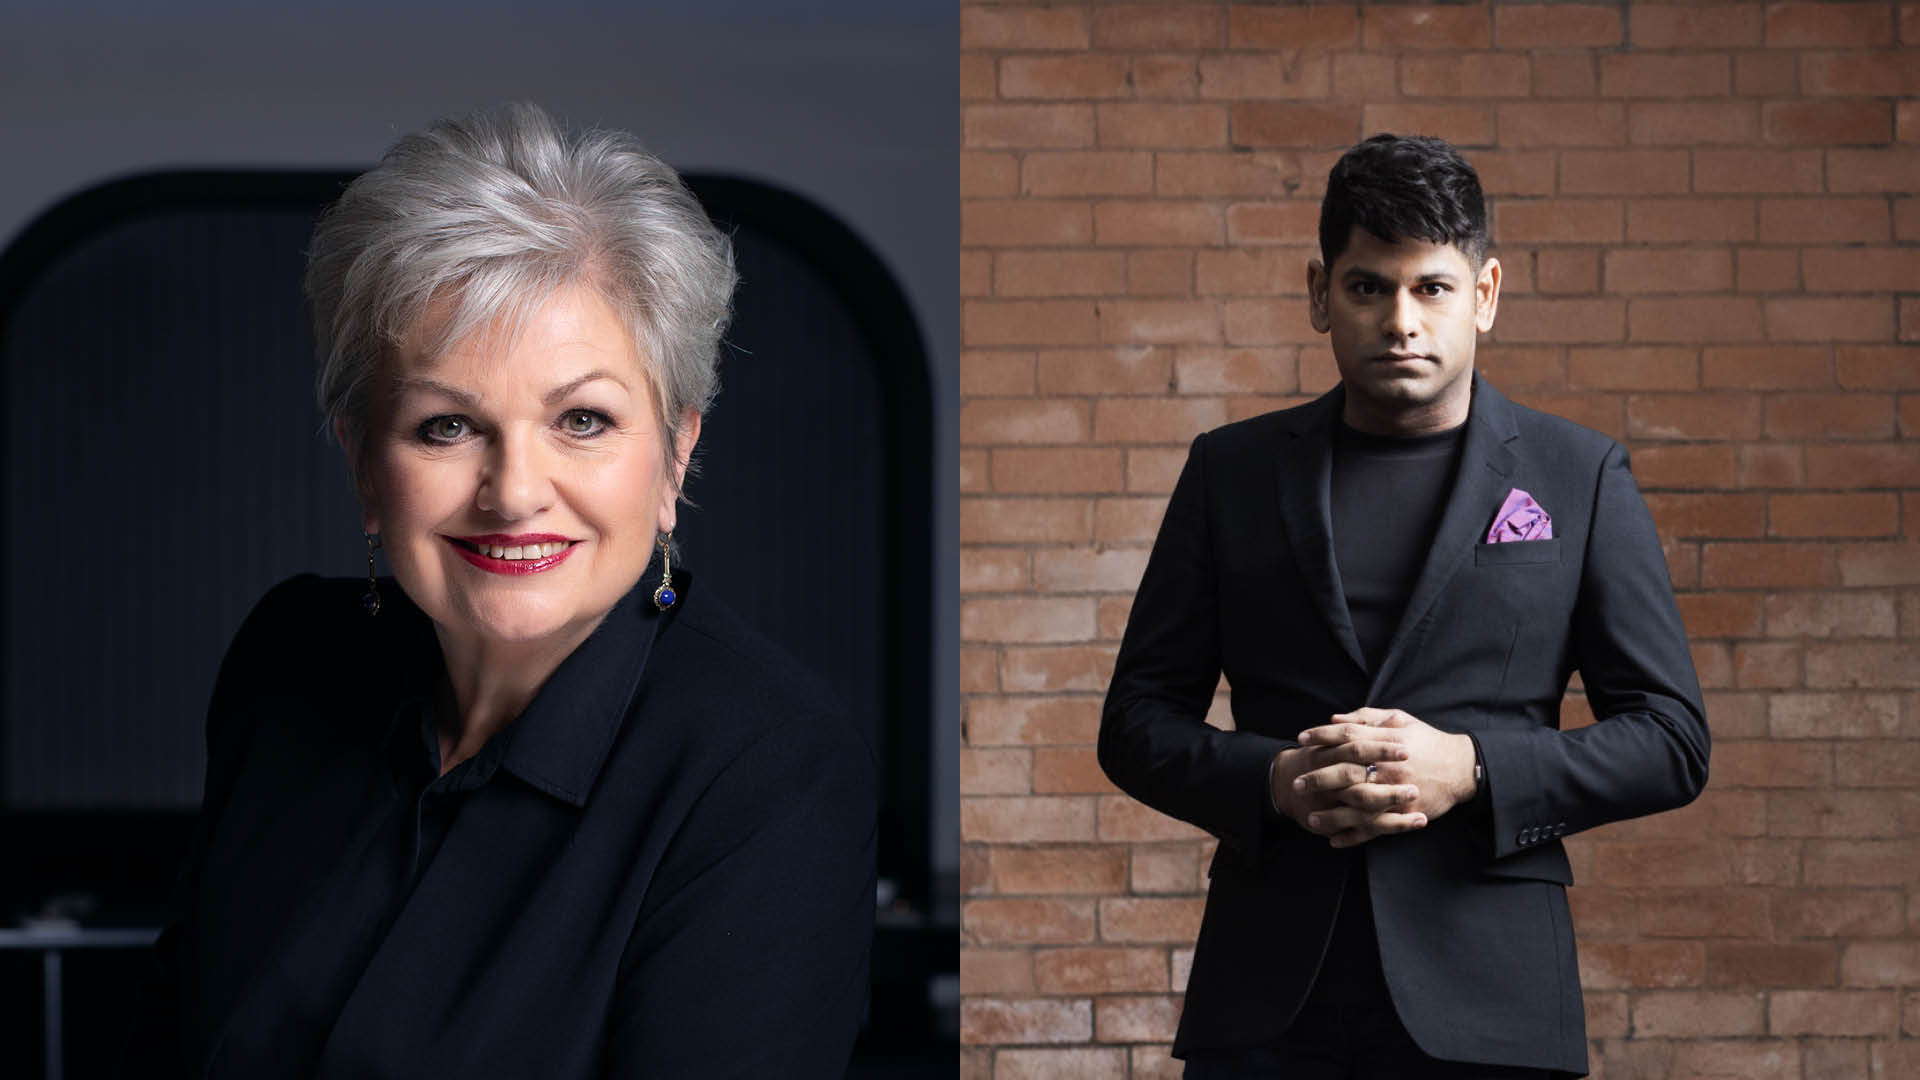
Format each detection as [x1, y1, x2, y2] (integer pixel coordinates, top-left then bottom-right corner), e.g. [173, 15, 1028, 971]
[1351, 282, 1380, 296]
[561, 409, 609, 436]
[419, 416, 468, 443]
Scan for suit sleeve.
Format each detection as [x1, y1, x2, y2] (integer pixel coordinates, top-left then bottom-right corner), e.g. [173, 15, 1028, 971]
[1471, 444, 1709, 860]
[1098, 432, 1298, 868]
[602, 713, 876, 1078]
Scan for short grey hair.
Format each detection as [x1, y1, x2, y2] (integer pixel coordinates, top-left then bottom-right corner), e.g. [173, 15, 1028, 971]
[306, 102, 736, 489]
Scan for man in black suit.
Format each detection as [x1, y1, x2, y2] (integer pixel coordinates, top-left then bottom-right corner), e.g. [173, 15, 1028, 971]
[1098, 134, 1708, 1078]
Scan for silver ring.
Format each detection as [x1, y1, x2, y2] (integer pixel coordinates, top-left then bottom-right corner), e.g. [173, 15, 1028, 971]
[1364, 764, 1378, 782]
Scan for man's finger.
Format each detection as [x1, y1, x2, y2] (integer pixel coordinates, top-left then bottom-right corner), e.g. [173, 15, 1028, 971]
[1326, 810, 1429, 848]
[1334, 783, 1420, 812]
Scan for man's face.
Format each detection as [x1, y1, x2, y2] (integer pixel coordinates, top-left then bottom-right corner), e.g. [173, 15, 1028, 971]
[1307, 226, 1500, 435]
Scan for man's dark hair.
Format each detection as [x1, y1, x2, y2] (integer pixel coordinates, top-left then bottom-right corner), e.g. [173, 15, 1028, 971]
[1318, 133, 1488, 269]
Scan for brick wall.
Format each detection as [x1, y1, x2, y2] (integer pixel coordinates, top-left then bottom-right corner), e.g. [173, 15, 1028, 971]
[958, 3, 1920, 1077]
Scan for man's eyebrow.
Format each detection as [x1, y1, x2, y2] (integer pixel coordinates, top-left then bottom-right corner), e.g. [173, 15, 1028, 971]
[1339, 267, 1462, 285]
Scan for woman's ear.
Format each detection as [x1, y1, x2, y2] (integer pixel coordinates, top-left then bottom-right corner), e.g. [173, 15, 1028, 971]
[659, 409, 703, 535]
[334, 416, 380, 534]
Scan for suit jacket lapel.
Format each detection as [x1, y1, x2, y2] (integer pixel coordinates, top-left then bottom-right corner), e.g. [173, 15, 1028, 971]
[1275, 386, 1370, 675]
[1366, 373, 1521, 700]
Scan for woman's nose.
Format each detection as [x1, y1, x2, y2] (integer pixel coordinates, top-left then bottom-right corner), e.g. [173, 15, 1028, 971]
[475, 431, 555, 520]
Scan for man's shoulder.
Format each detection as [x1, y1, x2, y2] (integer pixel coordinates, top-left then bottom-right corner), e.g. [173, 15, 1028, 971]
[1195, 394, 1330, 458]
[1487, 381, 1623, 472]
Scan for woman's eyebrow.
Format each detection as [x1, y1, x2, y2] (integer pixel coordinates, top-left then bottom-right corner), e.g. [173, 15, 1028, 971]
[393, 376, 478, 406]
[543, 371, 629, 404]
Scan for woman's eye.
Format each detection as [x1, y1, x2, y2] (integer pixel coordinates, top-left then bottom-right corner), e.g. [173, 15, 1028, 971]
[419, 416, 468, 443]
[561, 409, 609, 436]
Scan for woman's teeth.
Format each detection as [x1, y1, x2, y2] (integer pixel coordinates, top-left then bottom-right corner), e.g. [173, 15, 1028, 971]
[479, 541, 567, 560]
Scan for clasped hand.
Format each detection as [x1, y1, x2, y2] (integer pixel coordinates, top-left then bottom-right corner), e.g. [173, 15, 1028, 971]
[1268, 707, 1479, 849]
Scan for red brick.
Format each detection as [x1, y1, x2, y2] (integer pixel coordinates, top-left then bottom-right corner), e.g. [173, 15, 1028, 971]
[967, 300, 1102, 348]
[959, 948, 1033, 995]
[967, 105, 1097, 150]
[962, 152, 1018, 198]
[1559, 149, 1691, 195]
[1677, 592, 1764, 637]
[1635, 886, 1773, 938]
[1737, 51, 1800, 98]
[1530, 53, 1597, 99]
[1508, 391, 1626, 440]
[1033, 548, 1151, 594]
[960, 399, 1090, 445]
[1802, 51, 1920, 97]
[1828, 148, 1920, 193]
[1023, 152, 1155, 198]
[1362, 5, 1490, 49]
[961, 597, 1098, 648]
[959, 647, 998, 694]
[1838, 346, 1920, 389]
[1629, 299, 1767, 345]
[1837, 741, 1920, 786]
[1627, 198, 1756, 244]
[991, 846, 1128, 894]
[1648, 493, 1768, 538]
[1033, 746, 1118, 795]
[1498, 102, 1627, 147]
[1767, 593, 1900, 638]
[960, 55, 995, 103]
[1471, 150, 1558, 196]
[1763, 198, 1893, 244]
[1729, 837, 1805, 885]
[1128, 252, 1194, 297]
[961, 7, 1089, 50]
[1230, 104, 1361, 149]
[1001, 56, 1132, 101]
[1604, 249, 1733, 294]
[965, 898, 1098, 949]
[1766, 396, 1898, 441]
[1837, 541, 1920, 585]
[1631, 4, 1765, 48]
[1905, 296, 1920, 340]
[1127, 447, 1188, 493]
[962, 251, 992, 297]
[959, 997, 1093, 1045]
[1193, 250, 1308, 297]
[1131, 55, 1198, 100]
[1591, 839, 1732, 888]
[1398, 53, 1528, 98]
[1097, 796, 1206, 843]
[962, 549, 1029, 592]
[1767, 3, 1897, 46]
[1803, 247, 1920, 293]
[1094, 398, 1227, 444]
[1360, 104, 1493, 148]
[1225, 201, 1319, 245]
[1094, 995, 1181, 1043]
[1694, 640, 1734, 688]
[960, 747, 1031, 798]
[1497, 199, 1623, 244]
[1036, 347, 1173, 396]
[1173, 348, 1297, 394]
[1702, 346, 1833, 390]
[1735, 640, 1804, 687]
[1709, 942, 1839, 987]
[1091, 4, 1223, 50]
[1600, 54, 1731, 99]
[1767, 299, 1896, 343]
[1580, 940, 1708, 988]
[1229, 5, 1358, 49]
[1841, 942, 1920, 987]
[1098, 105, 1230, 150]
[995, 1047, 1126, 1080]
[1536, 249, 1597, 295]
[1804, 839, 1920, 886]
[1693, 149, 1825, 194]
[1806, 642, 1920, 688]
[1099, 897, 1204, 943]
[1095, 496, 1171, 544]
[1129, 846, 1200, 894]
[1001, 645, 1120, 694]
[1630, 990, 1766, 1037]
[1496, 4, 1620, 47]
[1702, 542, 1837, 588]
[1330, 53, 1398, 103]
[1475, 346, 1564, 390]
[1635, 444, 1738, 488]
[996, 252, 1128, 298]
[1155, 152, 1302, 198]
[1771, 990, 1899, 1036]
[1773, 888, 1906, 938]
[1198, 54, 1330, 101]
[1496, 298, 1626, 344]
[1737, 248, 1802, 293]
[992, 448, 1126, 495]
[1222, 298, 1321, 346]
[1630, 102, 1761, 146]
[1094, 203, 1223, 248]
[1033, 947, 1167, 995]
[1771, 789, 1904, 837]
[1764, 101, 1894, 146]
[960, 449, 987, 494]
[1806, 443, 1920, 487]
[963, 201, 1093, 247]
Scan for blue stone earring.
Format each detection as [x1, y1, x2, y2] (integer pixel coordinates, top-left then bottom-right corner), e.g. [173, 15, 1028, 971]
[362, 532, 382, 616]
[652, 533, 678, 612]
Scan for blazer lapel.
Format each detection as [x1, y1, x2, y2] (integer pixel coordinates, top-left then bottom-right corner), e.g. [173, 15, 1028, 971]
[1275, 386, 1369, 675]
[1366, 373, 1521, 699]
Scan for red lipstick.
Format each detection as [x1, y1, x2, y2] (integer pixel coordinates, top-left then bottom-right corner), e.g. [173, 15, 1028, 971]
[443, 533, 579, 576]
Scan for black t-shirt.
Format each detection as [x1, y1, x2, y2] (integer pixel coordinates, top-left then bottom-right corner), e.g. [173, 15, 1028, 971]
[1309, 418, 1466, 1007]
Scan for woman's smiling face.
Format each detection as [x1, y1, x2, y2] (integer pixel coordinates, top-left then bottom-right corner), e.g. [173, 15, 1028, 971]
[357, 283, 695, 650]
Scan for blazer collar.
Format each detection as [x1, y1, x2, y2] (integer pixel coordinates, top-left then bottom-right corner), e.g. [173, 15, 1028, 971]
[1275, 372, 1522, 684]
[385, 562, 682, 807]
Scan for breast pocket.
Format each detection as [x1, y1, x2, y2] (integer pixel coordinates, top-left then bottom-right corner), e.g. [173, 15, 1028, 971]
[1473, 538, 1563, 567]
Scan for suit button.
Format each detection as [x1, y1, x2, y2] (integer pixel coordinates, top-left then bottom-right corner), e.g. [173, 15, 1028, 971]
[1517, 830, 1530, 846]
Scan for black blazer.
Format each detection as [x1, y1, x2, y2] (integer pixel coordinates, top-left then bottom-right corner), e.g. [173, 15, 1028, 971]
[1099, 375, 1708, 1074]
[155, 567, 876, 1078]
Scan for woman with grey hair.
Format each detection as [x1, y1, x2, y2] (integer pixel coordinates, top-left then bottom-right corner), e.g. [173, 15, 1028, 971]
[150, 103, 876, 1078]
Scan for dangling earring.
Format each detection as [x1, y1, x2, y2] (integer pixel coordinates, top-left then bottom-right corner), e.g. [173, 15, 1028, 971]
[362, 532, 382, 616]
[652, 533, 678, 612]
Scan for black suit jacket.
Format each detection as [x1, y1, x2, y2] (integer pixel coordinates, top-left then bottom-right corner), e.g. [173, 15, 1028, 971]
[1099, 375, 1708, 1074]
[154, 567, 876, 1078]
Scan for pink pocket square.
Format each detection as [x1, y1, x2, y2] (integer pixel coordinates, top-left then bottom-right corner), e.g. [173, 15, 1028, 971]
[1487, 488, 1552, 542]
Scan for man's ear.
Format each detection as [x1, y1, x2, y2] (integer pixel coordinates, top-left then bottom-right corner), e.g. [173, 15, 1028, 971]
[1473, 256, 1502, 334]
[1307, 259, 1332, 334]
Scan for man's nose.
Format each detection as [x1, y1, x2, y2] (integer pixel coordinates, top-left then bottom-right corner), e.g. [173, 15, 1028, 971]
[1382, 290, 1419, 341]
